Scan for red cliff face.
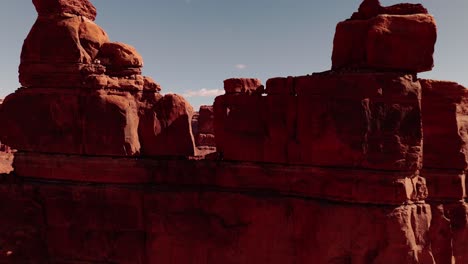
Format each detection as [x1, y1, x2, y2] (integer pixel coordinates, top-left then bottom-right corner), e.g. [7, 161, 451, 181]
[1, 0, 195, 157]
[0, 0, 466, 263]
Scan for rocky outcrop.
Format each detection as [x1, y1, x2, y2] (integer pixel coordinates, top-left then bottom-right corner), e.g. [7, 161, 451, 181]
[223, 78, 264, 94]
[0, 0, 195, 157]
[32, 0, 97, 21]
[420, 80, 468, 264]
[351, 0, 428, 20]
[0, 0, 466, 263]
[211, 1, 444, 263]
[332, 0, 436, 72]
[0, 173, 433, 264]
[194, 105, 216, 147]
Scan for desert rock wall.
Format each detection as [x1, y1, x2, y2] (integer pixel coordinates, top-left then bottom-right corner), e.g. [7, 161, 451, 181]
[0, 0, 467, 263]
[0, 157, 433, 264]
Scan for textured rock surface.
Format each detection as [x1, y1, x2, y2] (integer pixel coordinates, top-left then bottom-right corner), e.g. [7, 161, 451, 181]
[1, 0, 467, 263]
[0, 172, 434, 264]
[83, 90, 141, 156]
[1, 0, 195, 157]
[215, 73, 423, 171]
[138, 94, 195, 156]
[12, 152, 428, 204]
[0, 88, 83, 154]
[420, 80, 468, 264]
[224, 78, 264, 94]
[0, 89, 195, 157]
[19, 16, 109, 87]
[33, 0, 97, 20]
[420, 80, 468, 203]
[421, 80, 468, 170]
[214, 93, 266, 162]
[194, 105, 216, 147]
[198, 105, 214, 134]
[96, 42, 143, 76]
[351, 0, 428, 20]
[295, 73, 422, 170]
[333, 9, 436, 72]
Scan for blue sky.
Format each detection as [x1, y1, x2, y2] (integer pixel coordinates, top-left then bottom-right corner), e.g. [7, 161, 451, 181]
[0, 0, 467, 109]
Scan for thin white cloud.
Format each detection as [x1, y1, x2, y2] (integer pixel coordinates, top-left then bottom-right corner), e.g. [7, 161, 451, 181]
[235, 64, 247, 69]
[182, 88, 225, 98]
[185, 0, 192, 3]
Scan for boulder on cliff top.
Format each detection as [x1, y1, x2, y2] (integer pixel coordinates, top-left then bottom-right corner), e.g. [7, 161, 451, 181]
[351, 0, 428, 20]
[332, 13, 436, 73]
[32, 0, 97, 21]
[21, 16, 109, 66]
[138, 94, 196, 157]
[224, 78, 264, 94]
[19, 16, 109, 87]
[198, 105, 214, 134]
[97, 42, 144, 77]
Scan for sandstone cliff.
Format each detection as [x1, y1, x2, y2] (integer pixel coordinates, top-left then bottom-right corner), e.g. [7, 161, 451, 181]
[0, 0, 467, 263]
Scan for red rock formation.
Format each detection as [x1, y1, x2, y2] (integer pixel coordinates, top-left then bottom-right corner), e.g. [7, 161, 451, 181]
[351, 0, 428, 20]
[32, 0, 97, 21]
[333, 1, 436, 73]
[0, 0, 466, 263]
[216, 72, 423, 171]
[0, 174, 434, 264]
[0, 0, 195, 157]
[138, 94, 195, 156]
[211, 1, 446, 262]
[97, 42, 144, 76]
[419, 80, 468, 264]
[194, 105, 216, 147]
[224, 78, 264, 94]
[421, 80, 468, 171]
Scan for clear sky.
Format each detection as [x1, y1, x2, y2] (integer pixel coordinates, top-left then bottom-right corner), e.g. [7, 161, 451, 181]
[0, 0, 467, 109]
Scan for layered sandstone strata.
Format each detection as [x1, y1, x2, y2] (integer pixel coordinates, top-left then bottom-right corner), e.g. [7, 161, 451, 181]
[212, 1, 439, 263]
[0, 0, 466, 263]
[0, 169, 433, 264]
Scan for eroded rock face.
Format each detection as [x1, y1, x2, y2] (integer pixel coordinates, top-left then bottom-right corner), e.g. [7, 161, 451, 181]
[215, 73, 423, 171]
[138, 94, 195, 156]
[97, 42, 144, 76]
[420, 80, 468, 263]
[224, 78, 264, 94]
[83, 90, 141, 156]
[0, 173, 434, 264]
[19, 17, 109, 87]
[32, 0, 97, 21]
[332, 2, 436, 72]
[194, 105, 216, 147]
[421, 80, 468, 171]
[0, 0, 466, 263]
[351, 0, 428, 20]
[0, 0, 195, 157]
[0, 89, 83, 154]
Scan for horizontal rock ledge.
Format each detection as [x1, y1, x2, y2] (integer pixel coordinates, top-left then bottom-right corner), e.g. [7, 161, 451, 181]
[13, 152, 427, 205]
